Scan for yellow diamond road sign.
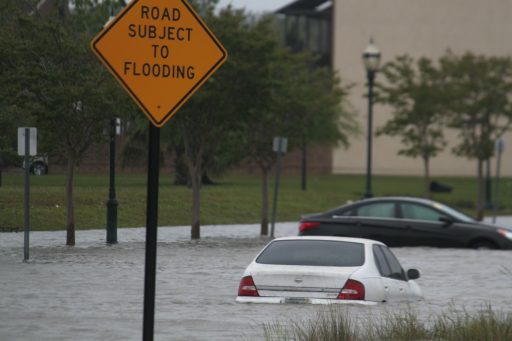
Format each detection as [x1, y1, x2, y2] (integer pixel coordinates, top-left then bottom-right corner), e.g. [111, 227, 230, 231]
[91, 0, 228, 127]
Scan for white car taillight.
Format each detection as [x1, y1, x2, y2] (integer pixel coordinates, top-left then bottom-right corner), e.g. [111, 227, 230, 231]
[337, 279, 365, 300]
[238, 276, 259, 297]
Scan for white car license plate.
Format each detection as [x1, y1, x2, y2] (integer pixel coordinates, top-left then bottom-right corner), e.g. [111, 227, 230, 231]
[284, 297, 311, 304]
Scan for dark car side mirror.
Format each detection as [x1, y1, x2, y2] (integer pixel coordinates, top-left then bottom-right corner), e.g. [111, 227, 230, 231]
[438, 216, 454, 227]
[407, 268, 420, 280]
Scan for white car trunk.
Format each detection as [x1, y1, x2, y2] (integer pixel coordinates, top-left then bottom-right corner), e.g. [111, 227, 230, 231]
[251, 265, 357, 299]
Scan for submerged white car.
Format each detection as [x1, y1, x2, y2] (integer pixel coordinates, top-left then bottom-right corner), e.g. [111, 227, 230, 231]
[236, 236, 423, 305]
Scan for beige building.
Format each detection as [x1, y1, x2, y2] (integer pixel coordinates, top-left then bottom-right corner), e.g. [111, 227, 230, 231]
[280, 0, 512, 176]
[332, 0, 512, 176]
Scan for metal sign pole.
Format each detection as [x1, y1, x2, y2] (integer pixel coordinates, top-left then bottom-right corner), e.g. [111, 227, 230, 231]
[24, 128, 30, 262]
[492, 140, 504, 224]
[270, 137, 286, 239]
[143, 123, 160, 341]
[270, 151, 281, 238]
[106, 118, 118, 244]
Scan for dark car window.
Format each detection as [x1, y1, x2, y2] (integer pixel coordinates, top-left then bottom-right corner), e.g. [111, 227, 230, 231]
[433, 202, 476, 223]
[334, 209, 355, 216]
[356, 203, 395, 218]
[400, 203, 448, 222]
[256, 240, 365, 267]
[379, 246, 406, 281]
[373, 245, 392, 277]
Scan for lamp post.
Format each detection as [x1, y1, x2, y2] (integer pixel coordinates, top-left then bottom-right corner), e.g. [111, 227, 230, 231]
[104, 5, 123, 245]
[362, 39, 381, 199]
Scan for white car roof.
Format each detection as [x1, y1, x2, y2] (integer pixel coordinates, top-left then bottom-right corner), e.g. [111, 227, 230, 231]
[272, 235, 385, 246]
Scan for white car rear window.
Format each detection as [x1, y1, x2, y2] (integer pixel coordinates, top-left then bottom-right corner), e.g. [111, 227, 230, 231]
[256, 240, 365, 267]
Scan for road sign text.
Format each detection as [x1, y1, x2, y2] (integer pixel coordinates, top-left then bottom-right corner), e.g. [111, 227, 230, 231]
[91, 0, 227, 127]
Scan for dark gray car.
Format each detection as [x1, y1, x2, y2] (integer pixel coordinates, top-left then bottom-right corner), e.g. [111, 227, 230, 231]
[299, 197, 512, 249]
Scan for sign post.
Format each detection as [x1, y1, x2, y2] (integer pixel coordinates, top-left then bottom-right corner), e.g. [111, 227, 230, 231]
[91, 1, 227, 339]
[143, 124, 160, 338]
[106, 118, 119, 245]
[493, 139, 505, 224]
[270, 137, 288, 239]
[18, 127, 37, 262]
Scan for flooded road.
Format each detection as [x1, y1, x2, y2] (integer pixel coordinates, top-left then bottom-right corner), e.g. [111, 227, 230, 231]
[1, 221, 511, 340]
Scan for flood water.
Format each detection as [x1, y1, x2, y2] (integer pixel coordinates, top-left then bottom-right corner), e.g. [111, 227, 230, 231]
[1, 221, 512, 340]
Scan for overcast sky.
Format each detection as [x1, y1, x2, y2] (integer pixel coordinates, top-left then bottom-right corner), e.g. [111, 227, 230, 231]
[216, 0, 293, 13]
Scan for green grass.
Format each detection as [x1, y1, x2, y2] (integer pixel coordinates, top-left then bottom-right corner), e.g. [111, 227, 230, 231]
[1, 171, 511, 231]
[263, 306, 512, 341]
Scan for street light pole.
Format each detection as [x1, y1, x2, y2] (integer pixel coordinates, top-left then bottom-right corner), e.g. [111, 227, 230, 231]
[362, 39, 381, 199]
[364, 69, 376, 198]
[106, 118, 118, 244]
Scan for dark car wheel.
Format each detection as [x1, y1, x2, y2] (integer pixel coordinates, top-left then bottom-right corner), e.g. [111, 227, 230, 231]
[470, 240, 498, 250]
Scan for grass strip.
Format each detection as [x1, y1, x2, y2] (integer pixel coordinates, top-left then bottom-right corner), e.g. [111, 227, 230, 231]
[1, 172, 511, 231]
[263, 305, 512, 341]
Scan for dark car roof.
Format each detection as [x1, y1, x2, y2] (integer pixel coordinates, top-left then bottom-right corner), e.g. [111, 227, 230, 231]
[317, 196, 483, 223]
[325, 196, 436, 213]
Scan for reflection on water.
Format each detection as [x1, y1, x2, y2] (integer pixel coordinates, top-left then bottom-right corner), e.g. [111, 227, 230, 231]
[1, 223, 511, 340]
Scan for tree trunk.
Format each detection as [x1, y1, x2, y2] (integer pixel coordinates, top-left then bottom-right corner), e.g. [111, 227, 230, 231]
[190, 165, 201, 240]
[173, 148, 189, 186]
[260, 168, 269, 235]
[56, 0, 70, 21]
[423, 156, 431, 199]
[476, 158, 485, 221]
[181, 120, 203, 239]
[174, 148, 214, 186]
[66, 157, 75, 246]
[201, 172, 215, 185]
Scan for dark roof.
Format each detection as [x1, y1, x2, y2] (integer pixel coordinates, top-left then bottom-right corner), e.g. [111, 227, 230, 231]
[276, 0, 332, 18]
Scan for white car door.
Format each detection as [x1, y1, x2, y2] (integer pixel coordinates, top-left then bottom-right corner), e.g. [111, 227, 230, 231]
[372, 245, 413, 301]
[380, 277, 410, 301]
